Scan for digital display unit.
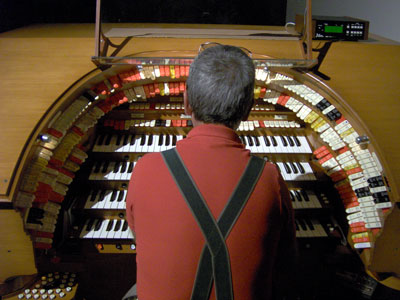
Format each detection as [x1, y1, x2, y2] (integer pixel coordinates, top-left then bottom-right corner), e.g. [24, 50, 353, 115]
[324, 25, 344, 34]
[295, 15, 369, 40]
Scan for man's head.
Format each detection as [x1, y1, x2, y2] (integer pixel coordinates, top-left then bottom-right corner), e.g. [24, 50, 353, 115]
[185, 44, 255, 129]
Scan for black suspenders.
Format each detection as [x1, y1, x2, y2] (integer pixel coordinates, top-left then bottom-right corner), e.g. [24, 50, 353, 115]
[162, 148, 265, 300]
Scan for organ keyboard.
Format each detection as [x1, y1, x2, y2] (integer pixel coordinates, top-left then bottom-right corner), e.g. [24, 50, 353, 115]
[80, 218, 133, 240]
[290, 189, 323, 209]
[295, 218, 332, 238]
[84, 189, 127, 209]
[93, 133, 185, 153]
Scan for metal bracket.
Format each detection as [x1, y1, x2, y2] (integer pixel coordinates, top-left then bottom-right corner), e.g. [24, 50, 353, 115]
[92, 0, 132, 70]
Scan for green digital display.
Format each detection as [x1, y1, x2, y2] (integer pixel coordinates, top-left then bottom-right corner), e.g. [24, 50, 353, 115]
[325, 25, 343, 33]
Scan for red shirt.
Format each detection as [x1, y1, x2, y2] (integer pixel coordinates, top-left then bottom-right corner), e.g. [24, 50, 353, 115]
[126, 124, 296, 299]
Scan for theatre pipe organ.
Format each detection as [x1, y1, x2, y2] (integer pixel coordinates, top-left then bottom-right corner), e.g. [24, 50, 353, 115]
[3, 47, 400, 298]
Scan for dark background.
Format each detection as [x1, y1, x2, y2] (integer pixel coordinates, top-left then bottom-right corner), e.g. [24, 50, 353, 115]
[0, 0, 287, 33]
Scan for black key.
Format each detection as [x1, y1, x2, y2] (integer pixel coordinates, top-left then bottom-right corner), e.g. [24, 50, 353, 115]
[93, 161, 102, 173]
[110, 190, 118, 202]
[246, 135, 253, 146]
[289, 191, 295, 202]
[263, 136, 271, 147]
[113, 162, 121, 173]
[172, 135, 177, 146]
[140, 135, 146, 146]
[283, 162, 291, 174]
[252, 136, 260, 147]
[274, 162, 282, 174]
[270, 136, 277, 147]
[239, 135, 246, 145]
[105, 134, 112, 146]
[286, 136, 294, 147]
[101, 161, 109, 173]
[106, 219, 114, 232]
[117, 190, 124, 202]
[122, 220, 129, 232]
[129, 134, 136, 145]
[123, 134, 130, 145]
[294, 190, 302, 202]
[298, 219, 307, 231]
[159, 134, 164, 146]
[114, 220, 122, 231]
[292, 136, 301, 147]
[147, 134, 153, 146]
[98, 190, 106, 202]
[127, 162, 134, 174]
[97, 134, 105, 145]
[116, 135, 122, 146]
[280, 136, 288, 147]
[296, 162, 305, 174]
[86, 218, 95, 231]
[300, 190, 310, 202]
[165, 134, 170, 146]
[89, 190, 98, 202]
[120, 162, 127, 173]
[305, 219, 315, 230]
[290, 162, 298, 174]
[94, 219, 103, 231]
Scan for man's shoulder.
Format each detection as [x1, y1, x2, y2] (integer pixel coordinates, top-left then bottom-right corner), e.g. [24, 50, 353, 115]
[134, 152, 164, 171]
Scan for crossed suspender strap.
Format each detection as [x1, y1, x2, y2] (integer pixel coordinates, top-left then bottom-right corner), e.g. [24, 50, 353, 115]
[162, 148, 265, 300]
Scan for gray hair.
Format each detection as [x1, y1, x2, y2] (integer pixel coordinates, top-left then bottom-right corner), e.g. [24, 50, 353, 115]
[186, 45, 255, 129]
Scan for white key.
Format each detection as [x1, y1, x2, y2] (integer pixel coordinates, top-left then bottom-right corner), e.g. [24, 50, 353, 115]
[89, 162, 100, 180]
[99, 219, 114, 238]
[301, 162, 316, 180]
[118, 190, 127, 209]
[311, 219, 327, 237]
[80, 219, 93, 238]
[120, 221, 131, 239]
[129, 135, 141, 152]
[297, 136, 312, 153]
[149, 134, 160, 152]
[109, 162, 122, 180]
[83, 219, 101, 239]
[96, 161, 111, 180]
[290, 190, 299, 209]
[119, 162, 130, 180]
[113, 135, 125, 153]
[256, 136, 267, 153]
[104, 190, 118, 209]
[103, 162, 116, 180]
[269, 136, 279, 153]
[92, 190, 107, 209]
[85, 190, 99, 209]
[260, 135, 272, 153]
[140, 135, 150, 153]
[106, 220, 117, 239]
[92, 219, 108, 238]
[111, 191, 122, 209]
[107, 135, 118, 152]
[111, 220, 123, 238]
[275, 136, 287, 153]
[114, 220, 124, 239]
[127, 228, 134, 239]
[306, 190, 322, 208]
[93, 135, 105, 152]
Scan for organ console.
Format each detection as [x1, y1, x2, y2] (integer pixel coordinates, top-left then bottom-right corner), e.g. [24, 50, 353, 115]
[1, 23, 400, 300]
